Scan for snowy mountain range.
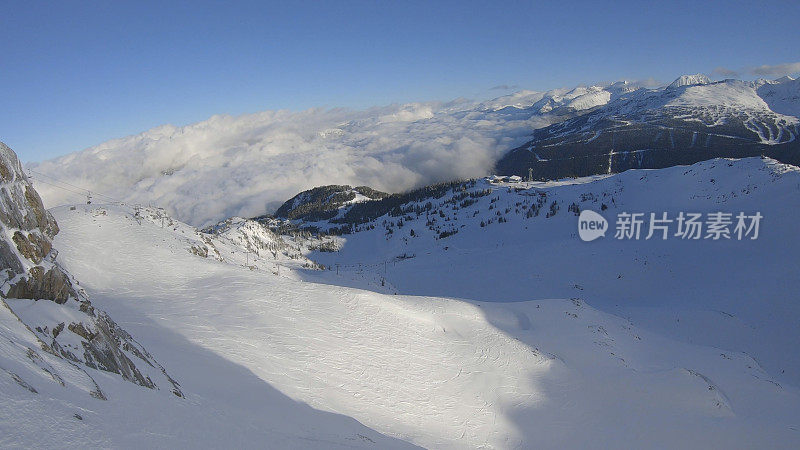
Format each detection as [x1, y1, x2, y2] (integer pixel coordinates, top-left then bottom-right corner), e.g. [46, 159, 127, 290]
[497, 75, 800, 179]
[6, 132, 800, 446]
[29, 74, 799, 228]
[7, 72, 800, 447]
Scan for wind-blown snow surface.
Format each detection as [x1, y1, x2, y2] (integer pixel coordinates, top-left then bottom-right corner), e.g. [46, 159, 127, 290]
[1, 204, 412, 449]
[39, 158, 800, 448]
[310, 158, 800, 387]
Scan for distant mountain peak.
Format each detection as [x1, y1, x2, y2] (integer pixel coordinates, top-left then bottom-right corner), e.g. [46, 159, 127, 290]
[668, 74, 712, 89]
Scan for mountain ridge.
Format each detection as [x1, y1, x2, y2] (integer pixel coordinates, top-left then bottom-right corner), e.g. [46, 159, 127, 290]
[495, 76, 800, 180]
[28, 74, 800, 227]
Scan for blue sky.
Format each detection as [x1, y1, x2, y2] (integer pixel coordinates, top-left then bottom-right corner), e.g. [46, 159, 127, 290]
[2, 0, 799, 162]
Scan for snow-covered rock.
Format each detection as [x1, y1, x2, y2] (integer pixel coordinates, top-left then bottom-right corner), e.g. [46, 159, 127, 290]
[204, 215, 333, 269]
[0, 142, 183, 403]
[667, 73, 712, 89]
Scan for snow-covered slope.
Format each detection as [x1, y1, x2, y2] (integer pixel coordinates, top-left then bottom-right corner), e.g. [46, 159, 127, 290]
[289, 157, 800, 389]
[20, 156, 799, 448]
[0, 143, 193, 446]
[2, 201, 415, 449]
[203, 215, 334, 270]
[497, 76, 800, 179]
[756, 76, 800, 117]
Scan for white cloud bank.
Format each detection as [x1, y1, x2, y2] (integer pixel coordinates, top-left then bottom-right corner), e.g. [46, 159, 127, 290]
[30, 100, 555, 226]
[750, 62, 800, 77]
[712, 62, 800, 79]
[28, 70, 799, 227]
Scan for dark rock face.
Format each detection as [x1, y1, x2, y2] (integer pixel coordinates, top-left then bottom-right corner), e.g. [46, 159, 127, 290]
[0, 239, 24, 274]
[0, 142, 183, 398]
[6, 265, 73, 304]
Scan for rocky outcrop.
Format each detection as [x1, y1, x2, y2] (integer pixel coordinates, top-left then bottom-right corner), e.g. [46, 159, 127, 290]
[5, 264, 73, 303]
[0, 142, 182, 398]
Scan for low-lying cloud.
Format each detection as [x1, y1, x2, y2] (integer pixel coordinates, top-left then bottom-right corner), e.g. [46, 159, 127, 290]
[750, 62, 800, 77]
[29, 68, 797, 227]
[30, 101, 551, 226]
[490, 84, 520, 91]
[712, 67, 740, 78]
[712, 62, 800, 79]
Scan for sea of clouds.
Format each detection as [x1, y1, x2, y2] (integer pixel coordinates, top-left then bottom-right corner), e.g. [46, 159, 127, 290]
[30, 98, 555, 226]
[24, 67, 800, 227]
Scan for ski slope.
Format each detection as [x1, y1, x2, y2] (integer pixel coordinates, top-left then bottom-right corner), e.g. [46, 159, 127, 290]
[311, 157, 800, 388]
[39, 158, 800, 448]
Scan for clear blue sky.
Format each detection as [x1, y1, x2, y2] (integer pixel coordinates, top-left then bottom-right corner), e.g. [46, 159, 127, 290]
[2, 0, 799, 162]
